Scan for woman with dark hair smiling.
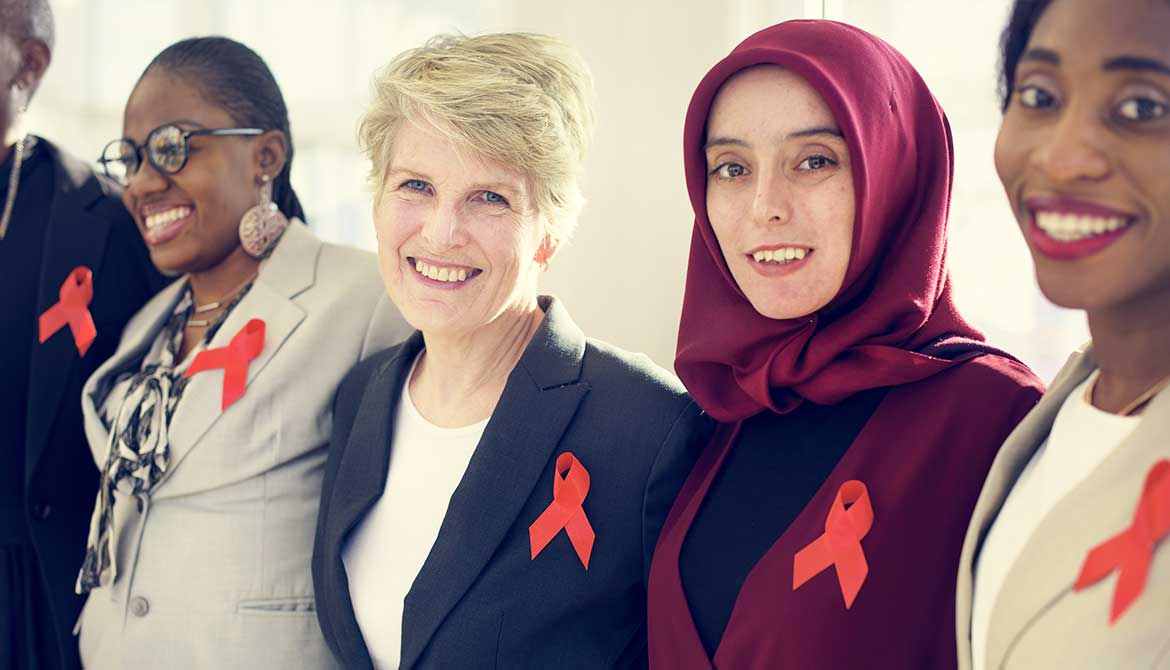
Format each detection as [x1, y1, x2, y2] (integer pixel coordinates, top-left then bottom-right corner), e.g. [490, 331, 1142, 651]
[955, 1, 1170, 668]
[645, 20, 1044, 670]
[74, 37, 407, 669]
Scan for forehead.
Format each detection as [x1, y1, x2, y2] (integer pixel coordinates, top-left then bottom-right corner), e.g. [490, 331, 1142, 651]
[123, 69, 237, 140]
[1030, 0, 1170, 63]
[389, 118, 531, 191]
[706, 65, 837, 139]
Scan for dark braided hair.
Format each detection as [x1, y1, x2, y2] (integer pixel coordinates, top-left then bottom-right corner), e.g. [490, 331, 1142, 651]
[997, 0, 1054, 113]
[141, 36, 306, 222]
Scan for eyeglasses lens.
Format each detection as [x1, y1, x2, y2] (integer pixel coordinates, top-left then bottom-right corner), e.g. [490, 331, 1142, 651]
[100, 140, 136, 184]
[148, 125, 187, 174]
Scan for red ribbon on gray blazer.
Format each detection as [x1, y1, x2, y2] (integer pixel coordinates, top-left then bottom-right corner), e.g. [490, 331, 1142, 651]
[1074, 459, 1170, 624]
[183, 318, 265, 410]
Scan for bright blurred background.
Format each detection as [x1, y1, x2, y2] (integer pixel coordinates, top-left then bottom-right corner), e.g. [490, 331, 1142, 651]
[28, 0, 1089, 382]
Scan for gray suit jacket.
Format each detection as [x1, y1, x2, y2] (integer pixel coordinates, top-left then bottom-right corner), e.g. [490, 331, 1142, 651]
[955, 344, 1170, 670]
[76, 223, 411, 670]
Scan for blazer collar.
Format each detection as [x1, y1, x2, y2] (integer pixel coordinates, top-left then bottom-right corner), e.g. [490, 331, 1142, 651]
[956, 343, 1099, 669]
[981, 350, 1170, 669]
[82, 222, 319, 487]
[327, 296, 590, 668]
[26, 138, 117, 484]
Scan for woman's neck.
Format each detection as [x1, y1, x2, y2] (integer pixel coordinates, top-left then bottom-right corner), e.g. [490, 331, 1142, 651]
[1086, 285, 1170, 414]
[187, 246, 261, 309]
[411, 297, 545, 428]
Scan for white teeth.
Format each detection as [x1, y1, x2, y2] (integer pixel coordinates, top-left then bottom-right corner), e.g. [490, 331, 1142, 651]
[752, 247, 809, 264]
[413, 259, 474, 283]
[144, 206, 192, 230]
[1035, 212, 1130, 241]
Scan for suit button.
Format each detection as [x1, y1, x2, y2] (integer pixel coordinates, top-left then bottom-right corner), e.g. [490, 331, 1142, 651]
[31, 503, 52, 521]
[129, 596, 150, 618]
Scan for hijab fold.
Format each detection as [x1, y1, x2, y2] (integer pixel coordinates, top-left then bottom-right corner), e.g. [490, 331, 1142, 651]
[675, 20, 994, 422]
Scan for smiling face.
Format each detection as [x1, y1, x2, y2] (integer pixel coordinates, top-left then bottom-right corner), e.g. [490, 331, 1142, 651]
[704, 65, 854, 320]
[372, 118, 552, 337]
[995, 0, 1170, 312]
[120, 68, 261, 275]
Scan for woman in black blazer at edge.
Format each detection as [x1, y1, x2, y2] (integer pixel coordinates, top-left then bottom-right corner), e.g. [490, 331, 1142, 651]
[311, 32, 711, 670]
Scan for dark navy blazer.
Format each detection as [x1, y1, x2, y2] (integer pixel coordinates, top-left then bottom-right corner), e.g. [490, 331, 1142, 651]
[312, 297, 711, 670]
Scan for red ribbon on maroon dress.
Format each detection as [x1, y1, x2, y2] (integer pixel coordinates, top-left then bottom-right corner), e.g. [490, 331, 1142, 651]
[529, 452, 595, 569]
[792, 479, 874, 609]
[1074, 459, 1170, 624]
[183, 318, 265, 410]
[38, 266, 97, 357]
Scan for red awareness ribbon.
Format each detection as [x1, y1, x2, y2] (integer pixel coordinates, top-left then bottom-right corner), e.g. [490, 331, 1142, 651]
[792, 479, 874, 609]
[529, 452, 595, 569]
[183, 318, 266, 410]
[38, 266, 97, 357]
[1074, 459, 1170, 624]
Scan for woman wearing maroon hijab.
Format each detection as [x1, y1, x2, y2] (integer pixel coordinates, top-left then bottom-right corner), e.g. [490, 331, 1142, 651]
[647, 20, 1044, 669]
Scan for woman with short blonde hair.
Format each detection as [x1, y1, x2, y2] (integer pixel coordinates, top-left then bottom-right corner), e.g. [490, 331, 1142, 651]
[313, 32, 709, 670]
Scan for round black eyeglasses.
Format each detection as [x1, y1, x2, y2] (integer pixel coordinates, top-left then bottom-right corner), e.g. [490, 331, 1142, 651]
[98, 124, 264, 185]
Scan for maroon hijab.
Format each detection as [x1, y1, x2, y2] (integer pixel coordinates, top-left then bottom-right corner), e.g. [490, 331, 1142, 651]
[676, 20, 991, 422]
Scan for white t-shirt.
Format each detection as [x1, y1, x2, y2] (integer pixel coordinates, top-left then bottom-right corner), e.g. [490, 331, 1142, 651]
[342, 355, 487, 670]
[971, 371, 1141, 670]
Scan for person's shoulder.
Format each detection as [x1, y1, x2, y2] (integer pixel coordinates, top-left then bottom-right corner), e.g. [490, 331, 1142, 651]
[306, 233, 383, 298]
[579, 337, 692, 413]
[40, 137, 135, 227]
[947, 352, 1046, 397]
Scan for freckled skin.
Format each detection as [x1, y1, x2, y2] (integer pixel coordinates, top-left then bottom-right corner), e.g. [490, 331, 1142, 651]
[704, 65, 855, 320]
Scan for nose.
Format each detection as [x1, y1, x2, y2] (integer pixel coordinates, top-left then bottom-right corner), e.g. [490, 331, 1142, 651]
[1031, 105, 1111, 184]
[751, 165, 793, 227]
[420, 202, 468, 249]
[124, 153, 169, 201]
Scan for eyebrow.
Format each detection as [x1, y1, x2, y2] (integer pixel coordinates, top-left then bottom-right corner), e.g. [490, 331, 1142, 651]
[1020, 48, 1060, 66]
[1020, 49, 1170, 77]
[704, 127, 843, 151]
[1103, 55, 1170, 77]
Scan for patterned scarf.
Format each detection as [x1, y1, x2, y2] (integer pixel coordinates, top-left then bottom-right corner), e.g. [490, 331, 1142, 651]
[77, 282, 250, 593]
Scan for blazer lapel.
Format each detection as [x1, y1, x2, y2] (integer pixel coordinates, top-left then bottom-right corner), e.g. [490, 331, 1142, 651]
[25, 149, 114, 485]
[79, 280, 185, 462]
[984, 366, 1170, 669]
[400, 297, 589, 669]
[955, 347, 1095, 670]
[157, 222, 317, 488]
[321, 333, 423, 667]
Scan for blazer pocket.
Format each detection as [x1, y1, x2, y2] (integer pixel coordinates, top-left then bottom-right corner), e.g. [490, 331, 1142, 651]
[237, 596, 317, 617]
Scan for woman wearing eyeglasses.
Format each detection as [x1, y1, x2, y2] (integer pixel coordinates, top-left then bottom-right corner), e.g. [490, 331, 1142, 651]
[73, 37, 408, 669]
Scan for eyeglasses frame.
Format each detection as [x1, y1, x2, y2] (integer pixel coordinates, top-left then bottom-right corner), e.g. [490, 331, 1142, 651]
[98, 124, 265, 184]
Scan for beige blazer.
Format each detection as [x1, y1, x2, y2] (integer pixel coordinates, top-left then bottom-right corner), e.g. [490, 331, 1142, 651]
[76, 222, 410, 670]
[956, 343, 1170, 670]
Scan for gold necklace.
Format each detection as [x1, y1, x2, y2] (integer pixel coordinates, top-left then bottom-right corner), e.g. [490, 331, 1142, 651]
[1085, 372, 1170, 416]
[0, 136, 27, 240]
[185, 271, 258, 329]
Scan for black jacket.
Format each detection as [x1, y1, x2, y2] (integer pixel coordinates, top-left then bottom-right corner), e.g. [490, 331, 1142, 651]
[312, 297, 712, 669]
[16, 138, 164, 670]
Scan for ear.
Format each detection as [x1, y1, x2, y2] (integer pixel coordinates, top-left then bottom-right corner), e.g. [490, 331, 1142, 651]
[253, 129, 288, 179]
[13, 38, 50, 102]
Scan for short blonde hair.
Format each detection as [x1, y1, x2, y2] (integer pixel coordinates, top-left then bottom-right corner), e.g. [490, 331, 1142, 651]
[360, 32, 595, 242]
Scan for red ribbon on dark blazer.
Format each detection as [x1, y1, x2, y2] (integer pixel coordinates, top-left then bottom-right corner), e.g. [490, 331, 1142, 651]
[38, 266, 97, 356]
[792, 479, 873, 609]
[183, 318, 266, 410]
[1074, 459, 1170, 624]
[529, 452, 595, 569]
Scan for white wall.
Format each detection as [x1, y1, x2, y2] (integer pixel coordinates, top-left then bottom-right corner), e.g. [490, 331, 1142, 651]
[28, 0, 1087, 382]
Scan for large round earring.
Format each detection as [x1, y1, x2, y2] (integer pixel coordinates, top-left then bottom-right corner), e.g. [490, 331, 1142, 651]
[238, 175, 289, 258]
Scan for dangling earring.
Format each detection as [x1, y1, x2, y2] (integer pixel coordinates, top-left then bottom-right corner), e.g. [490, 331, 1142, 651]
[238, 174, 289, 258]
